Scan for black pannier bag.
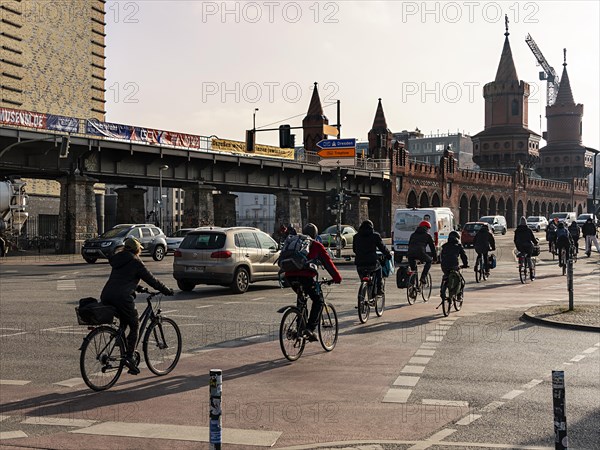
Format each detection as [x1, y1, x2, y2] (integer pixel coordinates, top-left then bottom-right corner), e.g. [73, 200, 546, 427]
[76, 297, 115, 325]
[396, 263, 410, 288]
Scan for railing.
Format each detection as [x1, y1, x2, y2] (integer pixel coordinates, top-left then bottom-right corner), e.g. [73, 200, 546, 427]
[301, 151, 390, 171]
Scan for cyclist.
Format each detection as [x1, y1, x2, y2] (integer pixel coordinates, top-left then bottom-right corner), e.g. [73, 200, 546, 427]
[439, 231, 468, 299]
[582, 217, 600, 257]
[473, 223, 496, 276]
[100, 237, 174, 375]
[568, 221, 580, 257]
[283, 223, 342, 342]
[546, 217, 558, 254]
[407, 220, 437, 288]
[353, 219, 392, 296]
[514, 216, 539, 280]
[555, 222, 572, 267]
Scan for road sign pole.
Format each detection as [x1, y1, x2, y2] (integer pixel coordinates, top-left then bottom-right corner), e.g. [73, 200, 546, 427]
[567, 256, 574, 311]
[209, 369, 222, 449]
[552, 370, 568, 450]
[336, 167, 342, 259]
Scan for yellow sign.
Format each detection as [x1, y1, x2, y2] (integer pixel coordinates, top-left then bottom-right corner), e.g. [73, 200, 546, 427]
[318, 148, 356, 158]
[211, 138, 294, 159]
[323, 124, 339, 137]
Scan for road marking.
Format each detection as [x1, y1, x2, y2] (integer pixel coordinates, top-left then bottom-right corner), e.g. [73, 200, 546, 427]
[563, 362, 573, 366]
[429, 330, 446, 336]
[1, 270, 18, 273]
[168, 314, 197, 318]
[422, 399, 469, 408]
[57, 280, 76, 291]
[54, 378, 84, 388]
[501, 390, 524, 400]
[71, 421, 282, 446]
[420, 343, 438, 349]
[570, 355, 586, 362]
[21, 417, 96, 427]
[409, 357, 431, 365]
[401, 365, 425, 374]
[382, 388, 412, 403]
[224, 302, 242, 304]
[595, 342, 600, 347]
[415, 349, 435, 356]
[251, 297, 266, 301]
[583, 347, 598, 354]
[0, 415, 9, 421]
[522, 379, 543, 389]
[479, 401, 505, 413]
[425, 335, 443, 342]
[0, 379, 31, 386]
[456, 414, 482, 425]
[436, 325, 452, 330]
[0, 431, 28, 440]
[161, 309, 178, 314]
[393, 375, 420, 387]
[195, 305, 213, 309]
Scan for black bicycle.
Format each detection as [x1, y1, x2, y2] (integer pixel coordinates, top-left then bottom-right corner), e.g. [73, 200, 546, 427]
[438, 266, 467, 317]
[406, 262, 432, 305]
[474, 253, 488, 283]
[278, 278, 338, 362]
[357, 257, 386, 323]
[78, 288, 182, 391]
[517, 251, 536, 284]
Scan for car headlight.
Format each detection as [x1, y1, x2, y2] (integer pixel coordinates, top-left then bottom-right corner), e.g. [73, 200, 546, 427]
[101, 241, 113, 247]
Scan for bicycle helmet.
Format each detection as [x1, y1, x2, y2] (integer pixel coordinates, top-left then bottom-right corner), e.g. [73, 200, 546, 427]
[302, 223, 318, 239]
[449, 230, 460, 242]
[418, 220, 431, 229]
[360, 219, 374, 230]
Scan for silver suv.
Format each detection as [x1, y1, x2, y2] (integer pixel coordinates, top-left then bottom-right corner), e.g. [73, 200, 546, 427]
[173, 227, 280, 294]
[82, 224, 168, 263]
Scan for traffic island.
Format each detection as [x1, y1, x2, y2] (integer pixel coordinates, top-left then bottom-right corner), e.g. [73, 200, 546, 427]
[523, 303, 600, 332]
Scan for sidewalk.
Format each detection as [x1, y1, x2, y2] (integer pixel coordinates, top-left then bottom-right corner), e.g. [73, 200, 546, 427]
[523, 302, 600, 332]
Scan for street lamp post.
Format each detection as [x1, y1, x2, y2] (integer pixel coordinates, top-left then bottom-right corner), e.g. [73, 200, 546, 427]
[159, 165, 169, 231]
[253, 108, 259, 133]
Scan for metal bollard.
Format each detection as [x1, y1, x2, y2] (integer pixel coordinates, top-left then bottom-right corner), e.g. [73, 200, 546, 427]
[566, 257, 574, 311]
[209, 369, 222, 449]
[552, 370, 568, 449]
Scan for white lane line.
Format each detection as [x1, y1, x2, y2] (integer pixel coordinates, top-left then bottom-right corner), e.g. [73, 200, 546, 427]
[420, 343, 439, 349]
[427, 428, 457, 441]
[522, 379, 543, 389]
[456, 414, 482, 426]
[382, 388, 412, 403]
[168, 315, 197, 318]
[479, 401, 505, 413]
[0, 431, 28, 440]
[426, 336, 443, 342]
[429, 330, 446, 336]
[563, 362, 573, 366]
[21, 417, 96, 427]
[70, 421, 282, 446]
[195, 305, 213, 309]
[251, 297, 266, 301]
[583, 347, 598, 354]
[409, 357, 431, 365]
[393, 375, 420, 387]
[161, 309, 178, 314]
[1, 270, 18, 273]
[595, 342, 600, 347]
[224, 302, 242, 304]
[422, 399, 469, 408]
[0, 379, 31, 386]
[54, 378, 84, 388]
[0, 415, 10, 421]
[501, 390, 524, 400]
[0, 332, 27, 338]
[570, 355, 586, 362]
[401, 365, 425, 374]
[415, 349, 435, 356]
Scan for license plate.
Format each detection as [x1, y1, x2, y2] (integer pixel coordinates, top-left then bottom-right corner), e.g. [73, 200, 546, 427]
[187, 266, 205, 272]
[84, 249, 97, 254]
[397, 245, 408, 251]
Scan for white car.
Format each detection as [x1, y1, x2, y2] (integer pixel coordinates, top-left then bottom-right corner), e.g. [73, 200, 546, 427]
[166, 228, 197, 252]
[526, 216, 548, 232]
[575, 213, 598, 227]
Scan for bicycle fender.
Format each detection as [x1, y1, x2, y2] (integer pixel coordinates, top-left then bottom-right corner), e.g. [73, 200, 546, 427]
[278, 305, 294, 314]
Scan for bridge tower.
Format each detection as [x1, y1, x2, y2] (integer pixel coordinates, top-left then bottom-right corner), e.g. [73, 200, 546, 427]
[368, 98, 394, 160]
[302, 82, 328, 152]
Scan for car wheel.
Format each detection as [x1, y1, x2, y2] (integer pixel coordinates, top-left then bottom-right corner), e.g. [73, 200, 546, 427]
[83, 256, 97, 264]
[177, 280, 195, 292]
[340, 237, 347, 249]
[152, 245, 166, 261]
[501, 228, 506, 235]
[231, 267, 250, 294]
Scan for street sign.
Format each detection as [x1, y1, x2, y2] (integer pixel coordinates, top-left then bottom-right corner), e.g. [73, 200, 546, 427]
[317, 148, 356, 158]
[317, 158, 355, 167]
[323, 124, 339, 137]
[316, 138, 356, 149]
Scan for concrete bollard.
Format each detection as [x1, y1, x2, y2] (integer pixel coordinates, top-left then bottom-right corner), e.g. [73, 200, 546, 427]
[209, 369, 222, 449]
[552, 370, 568, 449]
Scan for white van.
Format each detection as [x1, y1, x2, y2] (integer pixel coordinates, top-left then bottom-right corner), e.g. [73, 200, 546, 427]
[392, 207, 455, 262]
[549, 212, 577, 226]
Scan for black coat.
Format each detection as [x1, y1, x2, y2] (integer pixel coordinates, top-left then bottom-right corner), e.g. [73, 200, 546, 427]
[514, 225, 538, 250]
[474, 229, 496, 253]
[101, 251, 170, 303]
[353, 227, 391, 267]
[407, 227, 436, 259]
[440, 240, 468, 270]
[582, 221, 597, 237]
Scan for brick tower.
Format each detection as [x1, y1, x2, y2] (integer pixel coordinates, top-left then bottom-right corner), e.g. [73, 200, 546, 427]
[368, 98, 393, 160]
[472, 17, 541, 174]
[536, 50, 593, 181]
[302, 82, 328, 152]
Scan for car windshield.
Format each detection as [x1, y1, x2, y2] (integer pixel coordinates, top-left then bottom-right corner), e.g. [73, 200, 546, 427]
[171, 229, 192, 238]
[323, 225, 341, 234]
[180, 232, 226, 250]
[527, 217, 539, 222]
[479, 217, 494, 224]
[100, 227, 129, 238]
[550, 213, 568, 219]
[577, 214, 591, 220]
[464, 223, 483, 232]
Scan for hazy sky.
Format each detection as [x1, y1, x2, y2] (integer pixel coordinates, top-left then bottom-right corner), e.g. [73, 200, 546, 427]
[105, 1, 599, 150]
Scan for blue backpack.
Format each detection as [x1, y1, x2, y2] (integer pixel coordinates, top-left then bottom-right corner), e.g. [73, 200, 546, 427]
[556, 227, 569, 240]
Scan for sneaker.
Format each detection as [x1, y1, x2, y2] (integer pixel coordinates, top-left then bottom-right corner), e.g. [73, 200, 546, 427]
[124, 356, 140, 375]
[376, 288, 384, 296]
[420, 278, 428, 287]
[303, 329, 319, 342]
[530, 276, 536, 281]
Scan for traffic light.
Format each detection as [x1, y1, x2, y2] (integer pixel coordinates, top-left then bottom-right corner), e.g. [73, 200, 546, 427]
[326, 188, 338, 211]
[246, 130, 255, 152]
[59, 136, 70, 158]
[279, 124, 291, 148]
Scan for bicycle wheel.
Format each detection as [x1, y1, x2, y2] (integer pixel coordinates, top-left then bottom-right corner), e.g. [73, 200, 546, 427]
[518, 258, 527, 284]
[279, 307, 306, 361]
[80, 326, 124, 391]
[560, 249, 566, 276]
[475, 256, 482, 283]
[357, 282, 370, 324]
[406, 274, 418, 305]
[318, 303, 338, 352]
[454, 289, 464, 311]
[530, 258, 536, 280]
[375, 279, 385, 317]
[421, 272, 432, 302]
[143, 317, 182, 376]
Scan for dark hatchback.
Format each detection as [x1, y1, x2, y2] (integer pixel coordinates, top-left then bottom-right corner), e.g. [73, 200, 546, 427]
[460, 222, 487, 248]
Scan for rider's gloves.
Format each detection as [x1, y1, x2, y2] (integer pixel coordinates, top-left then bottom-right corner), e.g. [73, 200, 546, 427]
[135, 285, 145, 293]
[162, 287, 175, 296]
[333, 275, 342, 284]
[385, 253, 392, 260]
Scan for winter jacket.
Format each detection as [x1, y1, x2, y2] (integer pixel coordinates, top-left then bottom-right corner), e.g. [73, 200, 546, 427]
[474, 229, 496, 253]
[582, 220, 597, 237]
[407, 227, 436, 259]
[101, 250, 170, 303]
[284, 240, 342, 283]
[546, 222, 557, 240]
[568, 223, 580, 240]
[440, 238, 468, 270]
[514, 225, 538, 251]
[353, 225, 391, 267]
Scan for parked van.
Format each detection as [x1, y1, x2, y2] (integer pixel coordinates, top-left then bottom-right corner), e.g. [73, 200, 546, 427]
[392, 207, 455, 262]
[478, 215, 507, 235]
[549, 212, 577, 226]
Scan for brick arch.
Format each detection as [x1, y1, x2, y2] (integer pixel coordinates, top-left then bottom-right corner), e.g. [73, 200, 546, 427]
[534, 201, 540, 215]
[489, 196, 497, 215]
[577, 203, 583, 215]
[561, 202, 566, 211]
[555, 202, 560, 212]
[541, 202, 547, 216]
[469, 195, 478, 222]
[526, 200, 533, 217]
[517, 200, 524, 223]
[431, 192, 441, 207]
[548, 203, 554, 215]
[498, 197, 505, 217]
[419, 191, 430, 208]
[479, 195, 488, 217]
[459, 194, 469, 225]
[407, 190, 417, 208]
[567, 203, 572, 211]
[506, 198, 514, 228]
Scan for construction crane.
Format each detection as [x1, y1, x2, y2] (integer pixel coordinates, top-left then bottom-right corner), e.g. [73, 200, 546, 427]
[525, 33, 560, 106]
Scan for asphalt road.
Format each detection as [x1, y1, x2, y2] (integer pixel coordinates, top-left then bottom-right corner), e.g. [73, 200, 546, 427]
[0, 234, 598, 449]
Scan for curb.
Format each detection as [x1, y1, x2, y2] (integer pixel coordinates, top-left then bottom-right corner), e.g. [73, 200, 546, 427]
[521, 311, 600, 332]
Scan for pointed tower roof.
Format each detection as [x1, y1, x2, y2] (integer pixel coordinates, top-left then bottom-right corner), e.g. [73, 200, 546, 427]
[555, 49, 575, 105]
[494, 15, 519, 82]
[371, 98, 389, 131]
[306, 82, 323, 116]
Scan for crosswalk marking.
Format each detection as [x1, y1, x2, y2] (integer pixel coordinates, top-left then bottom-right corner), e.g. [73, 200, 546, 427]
[522, 379, 543, 389]
[57, 280, 76, 291]
[583, 347, 598, 354]
[570, 355, 586, 362]
[408, 357, 431, 365]
[401, 365, 425, 374]
[54, 378, 84, 388]
[501, 390, 524, 400]
[21, 417, 96, 427]
[456, 414, 482, 425]
[0, 379, 31, 386]
[0, 431, 28, 440]
[382, 388, 412, 403]
[422, 399, 469, 407]
[393, 375, 420, 387]
[415, 349, 435, 356]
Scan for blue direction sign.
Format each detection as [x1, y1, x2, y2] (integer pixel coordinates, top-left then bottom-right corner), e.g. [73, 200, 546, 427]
[316, 138, 356, 149]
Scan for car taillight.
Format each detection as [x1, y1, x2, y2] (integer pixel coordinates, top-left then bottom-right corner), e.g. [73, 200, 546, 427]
[174, 250, 182, 257]
[434, 231, 438, 246]
[211, 251, 232, 258]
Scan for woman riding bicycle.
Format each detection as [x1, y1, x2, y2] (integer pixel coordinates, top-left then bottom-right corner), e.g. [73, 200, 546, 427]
[407, 221, 437, 287]
[439, 231, 468, 298]
[100, 237, 174, 375]
[473, 223, 495, 276]
[283, 223, 342, 342]
[353, 220, 392, 296]
[514, 217, 538, 281]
